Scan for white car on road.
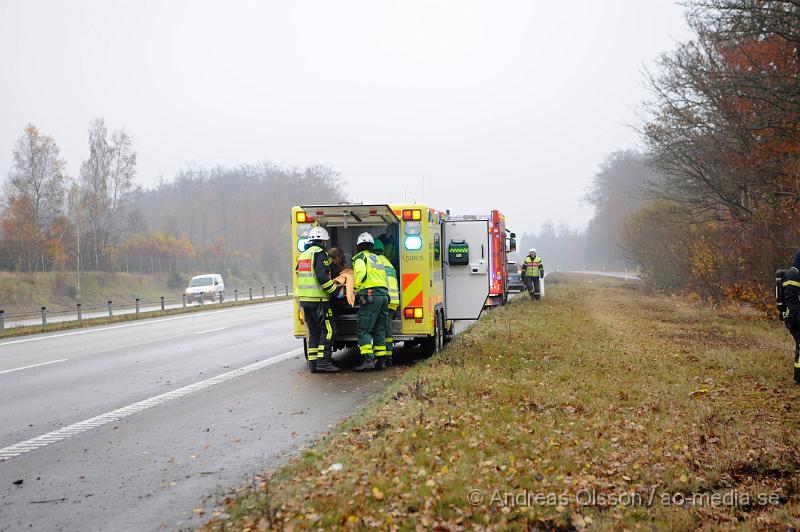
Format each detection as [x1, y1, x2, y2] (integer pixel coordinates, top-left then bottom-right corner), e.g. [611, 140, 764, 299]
[185, 274, 224, 302]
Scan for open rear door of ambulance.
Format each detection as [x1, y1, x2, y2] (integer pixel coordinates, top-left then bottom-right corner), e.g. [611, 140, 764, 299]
[299, 204, 399, 226]
[443, 217, 491, 320]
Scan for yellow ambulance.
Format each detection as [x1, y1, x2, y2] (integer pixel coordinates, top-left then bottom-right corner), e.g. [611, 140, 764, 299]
[291, 203, 494, 357]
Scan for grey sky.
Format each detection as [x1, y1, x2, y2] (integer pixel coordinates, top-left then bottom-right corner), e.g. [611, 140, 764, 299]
[0, 0, 691, 234]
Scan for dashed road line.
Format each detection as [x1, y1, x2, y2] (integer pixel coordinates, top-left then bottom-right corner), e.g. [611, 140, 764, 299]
[0, 359, 69, 375]
[194, 327, 228, 335]
[0, 348, 301, 463]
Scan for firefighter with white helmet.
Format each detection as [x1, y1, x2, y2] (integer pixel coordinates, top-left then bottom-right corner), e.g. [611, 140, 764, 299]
[352, 232, 390, 371]
[295, 226, 340, 373]
[522, 247, 544, 300]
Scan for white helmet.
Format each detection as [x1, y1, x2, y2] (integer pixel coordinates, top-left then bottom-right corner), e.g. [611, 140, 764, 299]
[308, 226, 330, 241]
[529, 248, 536, 255]
[357, 232, 375, 246]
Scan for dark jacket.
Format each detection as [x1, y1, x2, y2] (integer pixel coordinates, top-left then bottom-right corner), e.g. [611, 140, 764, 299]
[784, 250, 800, 318]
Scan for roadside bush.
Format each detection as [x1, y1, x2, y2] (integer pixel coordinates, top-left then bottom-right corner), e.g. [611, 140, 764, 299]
[167, 271, 185, 290]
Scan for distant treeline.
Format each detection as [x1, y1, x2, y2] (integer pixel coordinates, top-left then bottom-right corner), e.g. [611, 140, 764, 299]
[0, 120, 344, 284]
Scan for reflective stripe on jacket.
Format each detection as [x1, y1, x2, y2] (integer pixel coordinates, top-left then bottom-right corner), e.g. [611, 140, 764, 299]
[378, 255, 400, 309]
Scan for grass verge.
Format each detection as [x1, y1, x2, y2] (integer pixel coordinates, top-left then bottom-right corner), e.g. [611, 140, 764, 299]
[202, 274, 800, 530]
[0, 295, 292, 340]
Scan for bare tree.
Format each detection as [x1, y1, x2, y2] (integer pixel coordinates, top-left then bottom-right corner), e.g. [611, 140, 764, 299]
[79, 119, 138, 269]
[6, 124, 67, 231]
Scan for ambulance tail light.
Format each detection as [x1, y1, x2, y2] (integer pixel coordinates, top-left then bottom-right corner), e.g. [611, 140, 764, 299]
[402, 209, 422, 221]
[404, 307, 423, 319]
[295, 211, 315, 223]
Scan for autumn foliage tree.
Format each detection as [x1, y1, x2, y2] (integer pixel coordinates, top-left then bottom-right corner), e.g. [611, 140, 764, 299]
[629, 0, 800, 308]
[1, 125, 70, 271]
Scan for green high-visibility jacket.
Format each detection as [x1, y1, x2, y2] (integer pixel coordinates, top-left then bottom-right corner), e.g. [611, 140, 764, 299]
[353, 250, 388, 293]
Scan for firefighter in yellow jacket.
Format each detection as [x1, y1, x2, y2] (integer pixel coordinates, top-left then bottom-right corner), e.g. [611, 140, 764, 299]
[352, 232, 390, 372]
[374, 238, 399, 368]
[295, 226, 340, 373]
[522, 248, 544, 301]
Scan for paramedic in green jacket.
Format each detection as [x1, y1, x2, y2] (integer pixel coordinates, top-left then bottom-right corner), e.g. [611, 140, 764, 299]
[352, 232, 390, 372]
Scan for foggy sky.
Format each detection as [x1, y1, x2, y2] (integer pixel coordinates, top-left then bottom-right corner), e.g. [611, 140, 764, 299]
[0, 0, 691, 235]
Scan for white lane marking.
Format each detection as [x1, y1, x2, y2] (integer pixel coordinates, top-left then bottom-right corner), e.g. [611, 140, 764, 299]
[195, 327, 228, 335]
[0, 300, 291, 348]
[0, 359, 69, 375]
[0, 348, 302, 463]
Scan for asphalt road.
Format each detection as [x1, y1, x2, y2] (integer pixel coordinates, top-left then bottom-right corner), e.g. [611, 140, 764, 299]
[0, 300, 402, 531]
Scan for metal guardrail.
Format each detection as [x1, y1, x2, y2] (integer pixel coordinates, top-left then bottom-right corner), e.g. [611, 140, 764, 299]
[0, 284, 292, 331]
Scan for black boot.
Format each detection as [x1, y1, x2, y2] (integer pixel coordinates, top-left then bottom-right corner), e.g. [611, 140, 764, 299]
[355, 356, 376, 372]
[375, 357, 386, 371]
[386, 355, 394, 367]
[308, 359, 317, 373]
[316, 350, 340, 373]
[794, 348, 800, 385]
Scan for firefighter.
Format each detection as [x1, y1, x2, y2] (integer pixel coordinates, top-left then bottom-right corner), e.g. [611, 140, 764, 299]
[522, 248, 544, 301]
[374, 238, 399, 368]
[782, 249, 800, 384]
[295, 226, 340, 373]
[352, 232, 390, 372]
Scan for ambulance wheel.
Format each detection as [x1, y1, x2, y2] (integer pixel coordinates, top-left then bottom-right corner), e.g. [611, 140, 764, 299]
[435, 312, 444, 352]
[421, 314, 441, 357]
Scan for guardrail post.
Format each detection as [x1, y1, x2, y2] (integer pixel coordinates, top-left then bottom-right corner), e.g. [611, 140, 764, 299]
[200, 294, 204, 306]
[249, 288, 253, 301]
[211, 291, 215, 303]
[41, 307, 48, 327]
[273, 285, 277, 297]
[135, 298, 140, 314]
[261, 285, 265, 299]
[160, 296, 165, 311]
[234, 289, 238, 302]
[0, 310, 4, 331]
[285, 284, 289, 296]
[77, 303, 82, 321]
[108, 300, 113, 318]
[219, 290, 224, 303]
[182, 293, 187, 308]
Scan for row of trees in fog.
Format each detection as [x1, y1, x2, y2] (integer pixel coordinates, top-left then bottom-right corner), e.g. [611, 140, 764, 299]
[538, 0, 798, 309]
[1, 120, 137, 274]
[632, 0, 799, 306]
[0, 122, 344, 284]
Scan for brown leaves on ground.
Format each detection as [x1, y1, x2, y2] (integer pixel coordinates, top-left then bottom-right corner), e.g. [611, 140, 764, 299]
[201, 274, 800, 531]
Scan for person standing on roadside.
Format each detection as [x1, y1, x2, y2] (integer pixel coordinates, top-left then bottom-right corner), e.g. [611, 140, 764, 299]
[781, 250, 800, 384]
[295, 227, 340, 373]
[522, 248, 544, 300]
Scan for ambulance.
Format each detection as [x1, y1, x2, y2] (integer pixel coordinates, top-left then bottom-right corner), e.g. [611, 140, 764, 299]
[291, 204, 496, 357]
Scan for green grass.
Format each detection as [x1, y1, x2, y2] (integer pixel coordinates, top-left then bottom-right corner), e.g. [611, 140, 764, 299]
[201, 274, 800, 530]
